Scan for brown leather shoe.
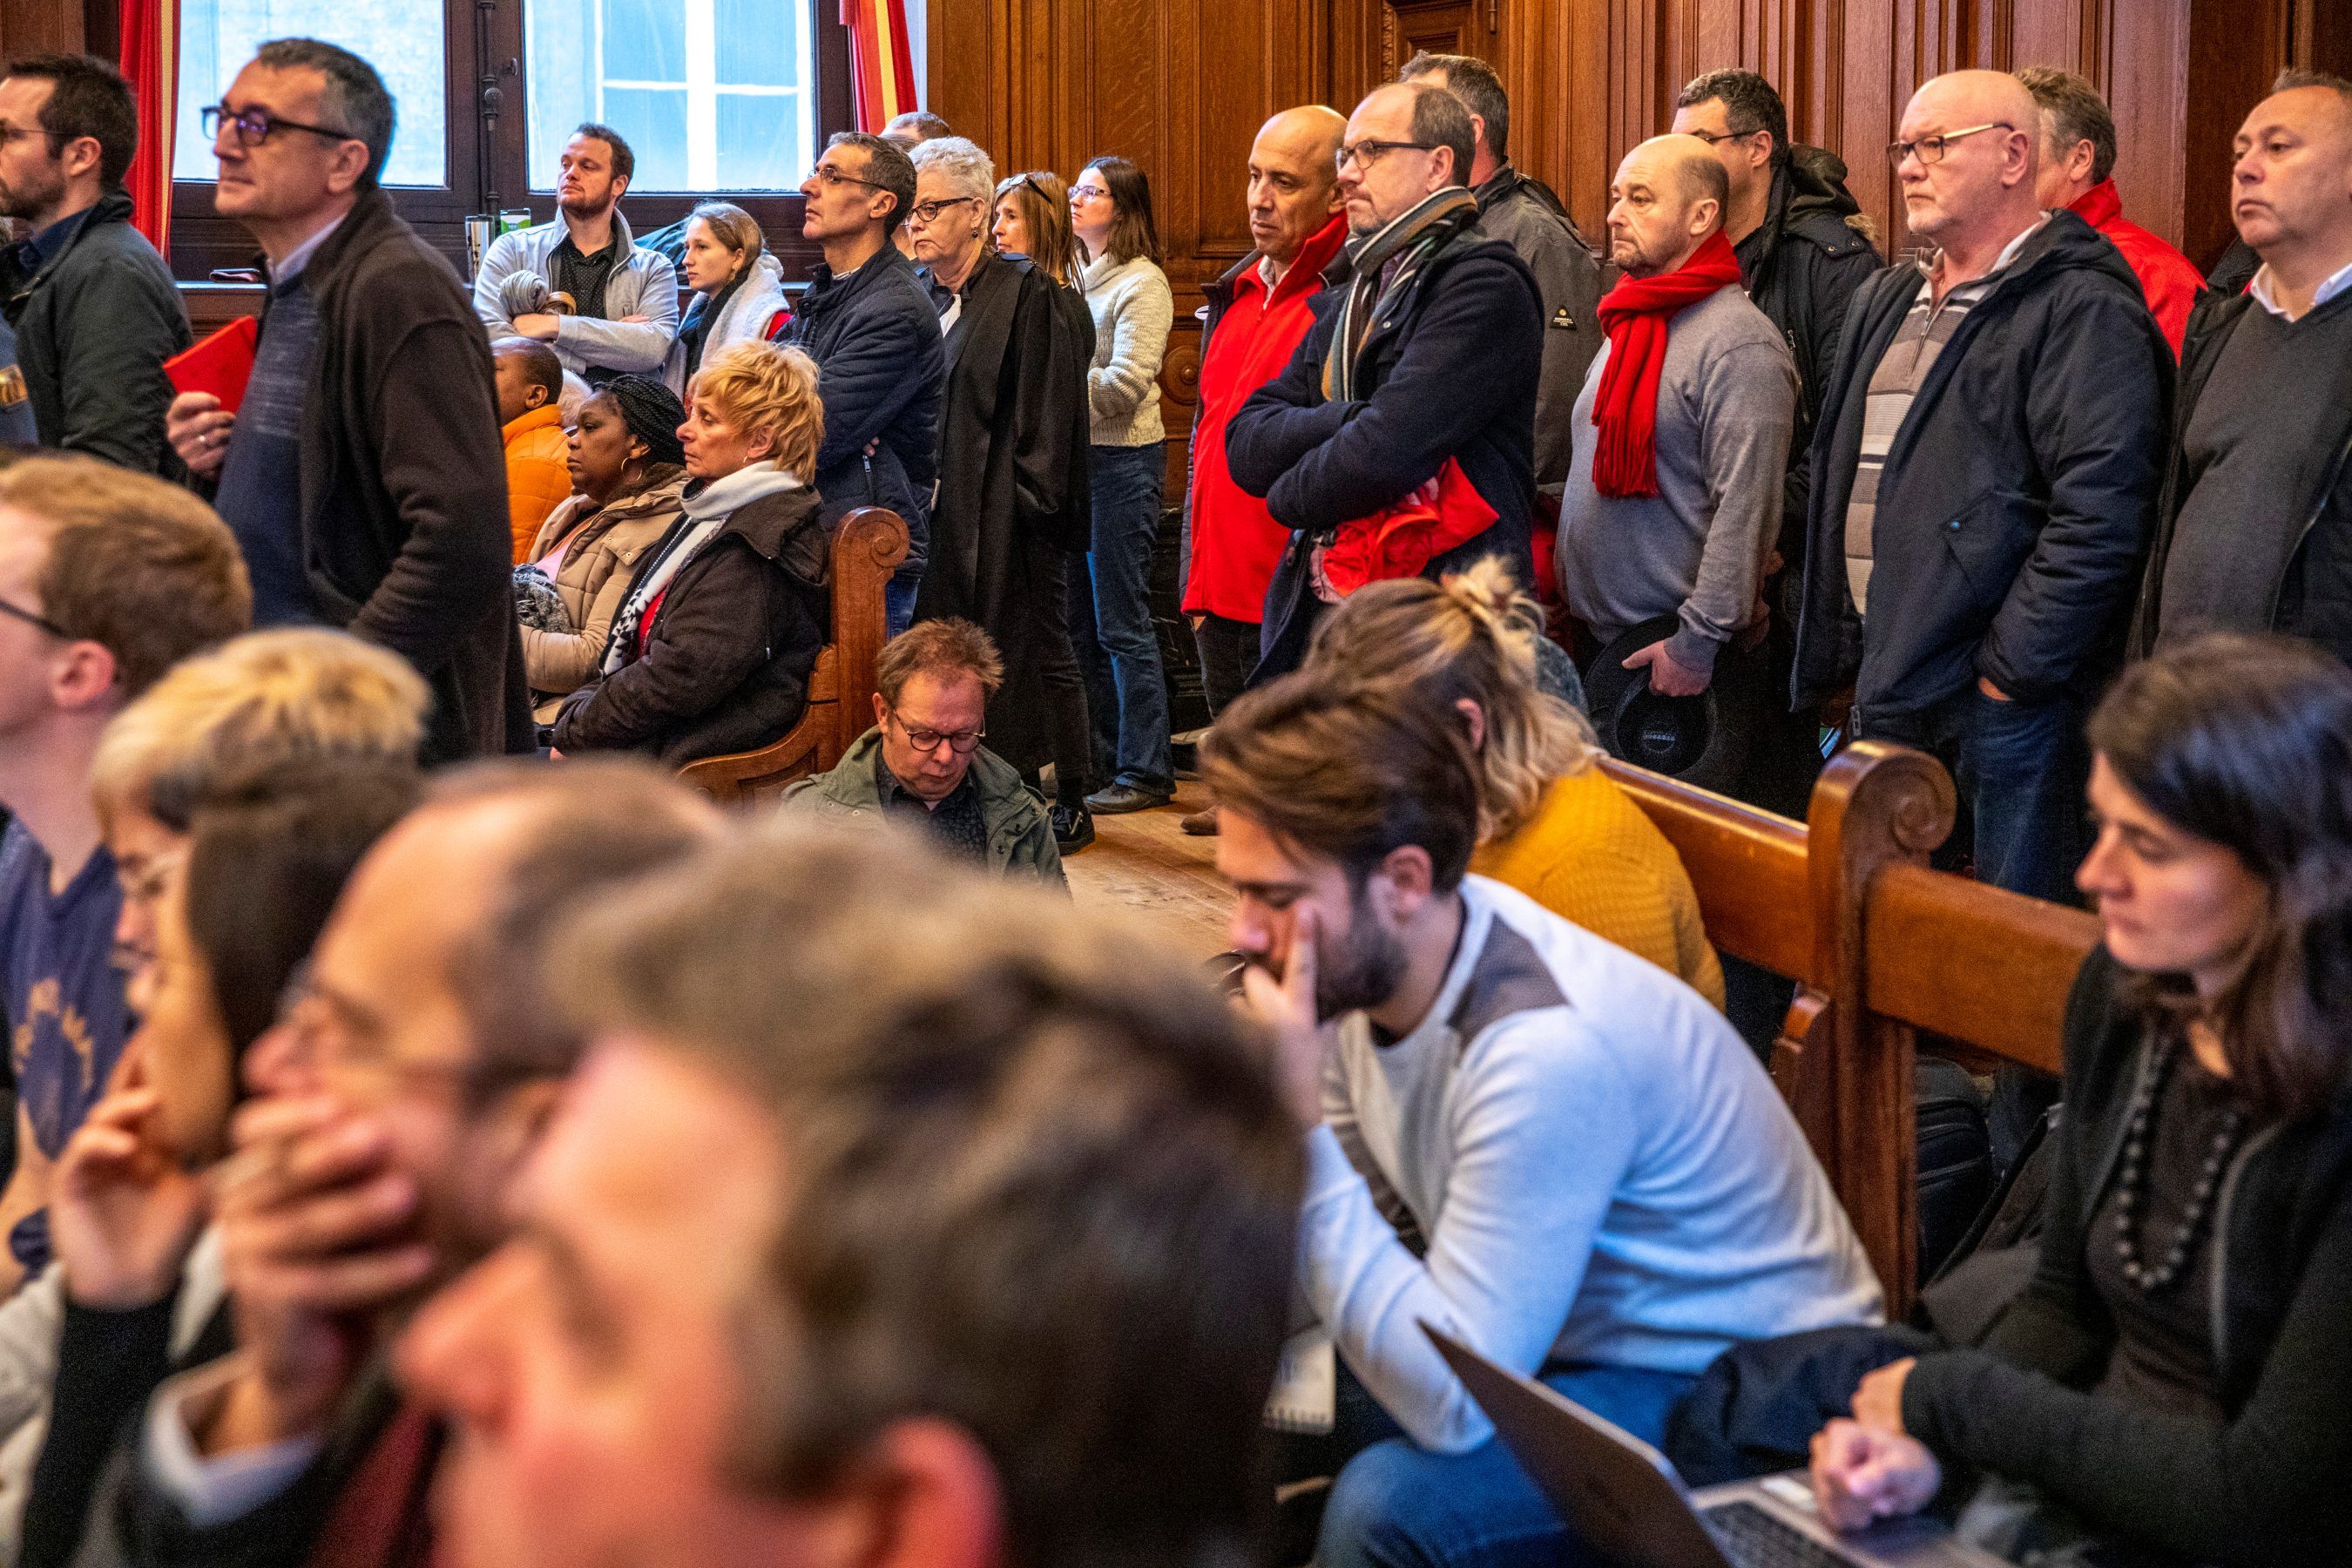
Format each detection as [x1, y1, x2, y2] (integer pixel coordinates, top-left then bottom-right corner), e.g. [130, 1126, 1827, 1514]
[1179, 808, 1219, 836]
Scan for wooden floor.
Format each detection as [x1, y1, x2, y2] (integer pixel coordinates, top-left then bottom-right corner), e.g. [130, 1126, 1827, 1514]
[1064, 780, 1233, 963]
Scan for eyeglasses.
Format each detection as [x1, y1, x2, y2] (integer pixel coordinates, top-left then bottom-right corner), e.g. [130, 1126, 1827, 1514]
[0, 123, 66, 149]
[1684, 126, 1766, 146]
[0, 595, 69, 639]
[808, 165, 884, 193]
[200, 103, 362, 151]
[1068, 184, 1110, 203]
[887, 710, 985, 754]
[908, 194, 979, 227]
[1335, 139, 1437, 173]
[1887, 122, 2013, 169]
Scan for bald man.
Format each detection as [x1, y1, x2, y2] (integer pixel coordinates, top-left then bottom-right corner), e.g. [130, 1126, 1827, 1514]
[2138, 70, 2352, 665]
[1226, 82, 1543, 682]
[1179, 106, 1348, 739]
[1558, 136, 1794, 774]
[1402, 52, 1605, 510]
[1790, 67, 2166, 905]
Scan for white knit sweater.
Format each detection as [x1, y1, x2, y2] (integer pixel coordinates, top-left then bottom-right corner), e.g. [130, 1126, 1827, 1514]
[1080, 253, 1173, 448]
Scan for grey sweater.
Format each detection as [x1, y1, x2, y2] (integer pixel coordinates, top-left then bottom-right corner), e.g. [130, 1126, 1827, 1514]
[1080, 253, 1173, 448]
[1557, 285, 1797, 671]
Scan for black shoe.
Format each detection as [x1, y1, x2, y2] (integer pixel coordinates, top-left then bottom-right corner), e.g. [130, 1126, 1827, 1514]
[1051, 803, 1096, 854]
[1179, 808, 1220, 836]
[1085, 781, 1174, 814]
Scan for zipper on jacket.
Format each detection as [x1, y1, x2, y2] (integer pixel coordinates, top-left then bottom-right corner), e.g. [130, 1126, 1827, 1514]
[2207, 1123, 2281, 1382]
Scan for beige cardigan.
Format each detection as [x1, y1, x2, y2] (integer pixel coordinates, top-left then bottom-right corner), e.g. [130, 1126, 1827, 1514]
[522, 465, 688, 720]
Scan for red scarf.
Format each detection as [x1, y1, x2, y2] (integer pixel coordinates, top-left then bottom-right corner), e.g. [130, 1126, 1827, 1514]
[1589, 230, 1744, 497]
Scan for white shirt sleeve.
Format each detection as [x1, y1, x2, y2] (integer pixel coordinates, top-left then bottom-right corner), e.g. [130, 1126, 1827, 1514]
[1297, 1015, 1643, 1453]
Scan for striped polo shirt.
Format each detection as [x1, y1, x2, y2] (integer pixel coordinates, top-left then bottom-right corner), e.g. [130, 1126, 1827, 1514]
[1844, 216, 2050, 616]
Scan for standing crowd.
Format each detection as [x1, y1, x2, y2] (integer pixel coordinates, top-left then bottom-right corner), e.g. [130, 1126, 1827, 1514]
[0, 24, 2347, 1568]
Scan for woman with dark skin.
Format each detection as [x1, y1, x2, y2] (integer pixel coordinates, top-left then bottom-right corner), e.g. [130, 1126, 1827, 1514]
[518, 376, 688, 718]
[1811, 632, 2352, 1567]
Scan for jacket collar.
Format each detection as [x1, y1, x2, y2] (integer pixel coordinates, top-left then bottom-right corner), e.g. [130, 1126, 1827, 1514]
[805, 238, 905, 302]
[6, 188, 133, 299]
[2069, 178, 2124, 232]
[502, 405, 564, 443]
[280, 186, 398, 300]
[1209, 212, 1348, 309]
[828, 728, 1037, 838]
[1341, 186, 1481, 280]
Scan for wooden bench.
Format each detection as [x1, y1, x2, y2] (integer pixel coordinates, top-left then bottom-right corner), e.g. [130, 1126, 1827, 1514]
[679, 507, 909, 808]
[1598, 745, 2099, 1312]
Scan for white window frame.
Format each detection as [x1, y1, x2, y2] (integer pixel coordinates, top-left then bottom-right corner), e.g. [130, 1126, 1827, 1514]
[596, 0, 814, 191]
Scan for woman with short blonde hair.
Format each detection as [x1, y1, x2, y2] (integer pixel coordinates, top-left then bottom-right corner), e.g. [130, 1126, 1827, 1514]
[551, 341, 835, 762]
[1303, 557, 1725, 1006]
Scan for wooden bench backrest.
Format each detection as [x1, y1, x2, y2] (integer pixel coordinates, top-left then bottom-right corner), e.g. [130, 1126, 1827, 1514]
[678, 507, 909, 808]
[1605, 743, 2098, 1308]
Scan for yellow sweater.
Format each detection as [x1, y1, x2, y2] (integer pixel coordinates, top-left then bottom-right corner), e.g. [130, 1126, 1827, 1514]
[1470, 768, 1726, 1009]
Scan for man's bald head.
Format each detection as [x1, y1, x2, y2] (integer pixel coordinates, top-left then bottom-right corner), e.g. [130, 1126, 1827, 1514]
[1247, 105, 1348, 264]
[1896, 70, 2042, 248]
[1606, 135, 1729, 277]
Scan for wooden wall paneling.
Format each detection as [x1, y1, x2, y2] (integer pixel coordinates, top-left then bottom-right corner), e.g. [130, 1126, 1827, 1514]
[0, 0, 84, 57]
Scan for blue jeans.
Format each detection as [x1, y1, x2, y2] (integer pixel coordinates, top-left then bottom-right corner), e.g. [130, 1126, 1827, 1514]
[1070, 443, 1172, 793]
[883, 505, 929, 639]
[1864, 684, 2087, 904]
[1317, 1361, 1702, 1568]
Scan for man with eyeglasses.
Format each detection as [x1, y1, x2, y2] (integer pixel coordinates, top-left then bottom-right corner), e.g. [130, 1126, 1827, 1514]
[0, 53, 188, 470]
[1227, 80, 1543, 682]
[781, 133, 943, 584]
[1791, 68, 2166, 910]
[783, 618, 1065, 886]
[0, 457, 249, 1298]
[64, 760, 720, 1568]
[166, 40, 526, 766]
[473, 125, 679, 385]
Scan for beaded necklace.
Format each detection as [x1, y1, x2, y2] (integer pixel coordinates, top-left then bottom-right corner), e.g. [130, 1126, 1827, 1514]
[2110, 1035, 2249, 1294]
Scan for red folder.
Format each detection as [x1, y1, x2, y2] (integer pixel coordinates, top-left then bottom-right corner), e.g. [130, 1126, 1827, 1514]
[164, 315, 260, 413]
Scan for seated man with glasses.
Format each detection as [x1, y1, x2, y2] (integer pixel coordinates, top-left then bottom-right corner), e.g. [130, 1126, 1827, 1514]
[782, 618, 1066, 887]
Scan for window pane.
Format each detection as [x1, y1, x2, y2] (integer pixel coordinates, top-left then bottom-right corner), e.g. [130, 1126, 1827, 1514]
[602, 0, 685, 83]
[175, 0, 449, 188]
[715, 94, 803, 191]
[599, 87, 688, 192]
[526, 0, 813, 191]
[714, 0, 794, 87]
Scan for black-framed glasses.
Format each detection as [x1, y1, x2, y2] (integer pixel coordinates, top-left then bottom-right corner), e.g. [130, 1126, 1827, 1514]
[1336, 139, 1437, 173]
[909, 194, 979, 226]
[0, 123, 66, 149]
[1684, 125, 1766, 146]
[808, 165, 884, 193]
[200, 103, 361, 151]
[886, 710, 984, 754]
[0, 595, 69, 639]
[1887, 122, 2013, 169]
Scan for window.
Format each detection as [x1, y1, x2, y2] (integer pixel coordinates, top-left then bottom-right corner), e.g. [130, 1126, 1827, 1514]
[174, 0, 450, 188]
[524, 0, 817, 193]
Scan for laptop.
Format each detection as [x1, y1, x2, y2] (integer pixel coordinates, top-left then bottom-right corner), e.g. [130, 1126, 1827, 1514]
[1425, 1328, 2011, 1568]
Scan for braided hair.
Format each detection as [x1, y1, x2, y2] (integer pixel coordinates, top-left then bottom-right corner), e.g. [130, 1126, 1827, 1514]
[594, 374, 687, 470]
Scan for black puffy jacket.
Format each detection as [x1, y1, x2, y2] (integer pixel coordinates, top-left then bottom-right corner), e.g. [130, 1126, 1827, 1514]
[1791, 212, 2170, 722]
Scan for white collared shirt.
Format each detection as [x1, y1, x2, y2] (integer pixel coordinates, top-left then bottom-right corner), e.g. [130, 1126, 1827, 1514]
[2247, 254, 2352, 321]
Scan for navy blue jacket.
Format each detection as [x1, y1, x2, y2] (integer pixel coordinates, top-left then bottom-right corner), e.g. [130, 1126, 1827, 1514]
[780, 242, 944, 531]
[1792, 212, 2170, 722]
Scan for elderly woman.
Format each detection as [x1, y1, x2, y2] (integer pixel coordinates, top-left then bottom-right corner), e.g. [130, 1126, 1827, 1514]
[1067, 156, 1176, 815]
[660, 202, 790, 395]
[908, 136, 1099, 852]
[551, 341, 830, 763]
[518, 375, 690, 720]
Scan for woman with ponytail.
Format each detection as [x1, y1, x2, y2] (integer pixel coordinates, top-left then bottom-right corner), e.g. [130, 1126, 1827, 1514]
[1812, 631, 2352, 1567]
[1304, 556, 1723, 1005]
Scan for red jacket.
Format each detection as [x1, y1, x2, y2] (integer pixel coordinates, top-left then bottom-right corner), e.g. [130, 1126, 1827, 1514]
[1183, 214, 1350, 622]
[2070, 179, 2203, 359]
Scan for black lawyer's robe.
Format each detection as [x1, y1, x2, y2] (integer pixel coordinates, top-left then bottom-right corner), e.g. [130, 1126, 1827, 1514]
[915, 250, 1093, 774]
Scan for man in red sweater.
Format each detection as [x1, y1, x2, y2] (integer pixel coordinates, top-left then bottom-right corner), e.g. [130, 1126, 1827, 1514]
[2020, 66, 2206, 356]
[1182, 105, 1348, 723]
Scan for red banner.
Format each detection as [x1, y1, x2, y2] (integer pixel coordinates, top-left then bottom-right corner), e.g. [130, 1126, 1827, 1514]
[118, 0, 178, 252]
[841, 0, 918, 134]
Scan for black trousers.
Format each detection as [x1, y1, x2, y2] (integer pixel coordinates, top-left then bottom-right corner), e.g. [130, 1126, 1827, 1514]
[1025, 539, 1095, 810]
[1193, 612, 1260, 717]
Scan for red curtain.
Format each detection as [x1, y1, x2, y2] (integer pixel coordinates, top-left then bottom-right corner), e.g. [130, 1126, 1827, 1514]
[118, 0, 178, 251]
[842, 0, 918, 134]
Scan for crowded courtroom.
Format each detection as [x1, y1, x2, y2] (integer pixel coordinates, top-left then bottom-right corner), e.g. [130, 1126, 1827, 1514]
[0, 0, 2347, 1563]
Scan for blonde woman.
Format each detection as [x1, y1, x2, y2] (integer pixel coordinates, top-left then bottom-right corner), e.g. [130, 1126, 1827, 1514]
[660, 201, 790, 395]
[551, 341, 830, 762]
[1304, 557, 1725, 1006]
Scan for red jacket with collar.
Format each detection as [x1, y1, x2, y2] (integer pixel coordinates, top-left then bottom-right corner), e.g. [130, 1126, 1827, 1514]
[1183, 214, 1350, 622]
[2070, 179, 2204, 359]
